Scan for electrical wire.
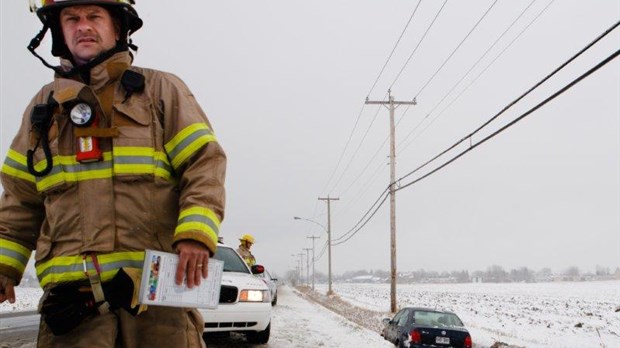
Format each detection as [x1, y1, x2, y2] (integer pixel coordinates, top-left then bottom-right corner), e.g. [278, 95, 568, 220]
[330, 20, 620, 246]
[397, 17, 620, 185]
[319, 103, 367, 195]
[332, 187, 390, 243]
[399, 0, 556, 153]
[396, 48, 620, 192]
[320, 1, 423, 195]
[396, 0, 538, 152]
[327, 105, 383, 194]
[367, 0, 423, 98]
[389, 0, 449, 91]
[413, 0, 500, 99]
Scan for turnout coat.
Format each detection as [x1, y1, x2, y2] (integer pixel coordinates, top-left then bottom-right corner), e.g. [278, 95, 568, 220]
[0, 52, 226, 289]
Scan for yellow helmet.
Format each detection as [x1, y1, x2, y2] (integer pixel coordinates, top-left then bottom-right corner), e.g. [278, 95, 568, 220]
[239, 234, 255, 244]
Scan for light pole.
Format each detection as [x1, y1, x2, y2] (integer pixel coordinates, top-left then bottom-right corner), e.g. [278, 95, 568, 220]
[294, 216, 330, 293]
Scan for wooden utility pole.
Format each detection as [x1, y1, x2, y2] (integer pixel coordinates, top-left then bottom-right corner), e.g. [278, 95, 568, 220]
[365, 90, 416, 313]
[318, 196, 339, 295]
[307, 235, 320, 290]
[303, 248, 312, 287]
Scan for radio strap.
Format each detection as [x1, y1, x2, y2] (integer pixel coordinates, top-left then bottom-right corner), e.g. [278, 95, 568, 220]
[82, 253, 110, 315]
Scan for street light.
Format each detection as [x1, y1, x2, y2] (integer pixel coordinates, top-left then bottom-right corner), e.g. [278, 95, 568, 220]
[294, 216, 332, 294]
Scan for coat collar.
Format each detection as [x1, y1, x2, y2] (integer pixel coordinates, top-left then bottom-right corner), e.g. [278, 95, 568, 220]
[59, 51, 132, 91]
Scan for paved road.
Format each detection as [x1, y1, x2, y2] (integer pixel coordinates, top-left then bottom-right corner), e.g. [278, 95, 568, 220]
[0, 311, 38, 348]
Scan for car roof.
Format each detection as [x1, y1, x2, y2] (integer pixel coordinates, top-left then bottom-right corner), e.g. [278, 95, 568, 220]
[401, 307, 457, 315]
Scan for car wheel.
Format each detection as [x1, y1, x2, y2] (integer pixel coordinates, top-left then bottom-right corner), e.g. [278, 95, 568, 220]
[246, 323, 270, 344]
[271, 293, 278, 306]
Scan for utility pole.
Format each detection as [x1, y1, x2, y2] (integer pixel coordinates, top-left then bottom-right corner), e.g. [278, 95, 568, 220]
[297, 253, 305, 285]
[307, 235, 320, 290]
[318, 196, 339, 295]
[303, 248, 312, 287]
[365, 90, 416, 313]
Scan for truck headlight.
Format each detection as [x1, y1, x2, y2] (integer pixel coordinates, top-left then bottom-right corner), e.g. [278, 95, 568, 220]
[239, 289, 270, 303]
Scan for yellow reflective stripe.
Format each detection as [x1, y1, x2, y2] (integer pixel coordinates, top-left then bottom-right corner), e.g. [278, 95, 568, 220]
[36, 251, 145, 288]
[31, 148, 174, 191]
[154, 152, 173, 181]
[165, 124, 216, 169]
[1, 150, 36, 183]
[113, 147, 172, 179]
[0, 239, 31, 258]
[175, 207, 220, 241]
[0, 240, 32, 274]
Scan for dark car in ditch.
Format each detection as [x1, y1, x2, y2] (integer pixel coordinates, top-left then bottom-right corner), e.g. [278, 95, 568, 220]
[382, 307, 472, 348]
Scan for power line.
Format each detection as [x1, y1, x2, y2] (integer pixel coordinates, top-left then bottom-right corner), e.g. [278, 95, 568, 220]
[332, 187, 389, 243]
[413, 0, 500, 99]
[327, 1, 447, 195]
[327, 105, 383, 194]
[330, 20, 620, 246]
[396, 48, 620, 192]
[396, 0, 538, 152]
[399, 0, 556, 153]
[320, 1, 423, 195]
[319, 103, 366, 195]
[397, 18, 620, 185]
[367, 0, 423, 98]
[389, 0, 449, 91]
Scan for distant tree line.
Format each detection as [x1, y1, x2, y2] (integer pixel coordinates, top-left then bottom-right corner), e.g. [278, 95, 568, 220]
[286, 264, 619, 285]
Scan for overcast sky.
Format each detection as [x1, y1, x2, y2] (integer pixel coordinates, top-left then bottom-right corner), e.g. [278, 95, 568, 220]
[1, 1, 619, 278]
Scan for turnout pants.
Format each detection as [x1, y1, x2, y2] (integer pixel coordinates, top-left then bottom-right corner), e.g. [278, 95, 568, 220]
[37, 306, 206, 348]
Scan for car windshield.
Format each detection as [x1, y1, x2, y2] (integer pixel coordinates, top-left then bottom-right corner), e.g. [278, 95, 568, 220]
[413, 311, 464, 328]
[213, 246, 250, 273]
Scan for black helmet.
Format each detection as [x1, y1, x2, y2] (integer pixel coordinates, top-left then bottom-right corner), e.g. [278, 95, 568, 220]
[30, 0, 143, 59]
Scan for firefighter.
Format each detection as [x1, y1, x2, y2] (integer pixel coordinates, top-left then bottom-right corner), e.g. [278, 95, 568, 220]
[237, 234, 256, 267]
[0, 1, 226, 346]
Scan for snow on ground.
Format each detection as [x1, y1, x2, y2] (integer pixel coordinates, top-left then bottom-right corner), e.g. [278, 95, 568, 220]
[1, 285, 392, 348]
[315, 280, 620, 348]
[268, 286, 391, 347]
[0, 287, 42, 313]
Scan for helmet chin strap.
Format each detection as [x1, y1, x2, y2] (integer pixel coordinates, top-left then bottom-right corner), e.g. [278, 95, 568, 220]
[28, 26, 135, 82]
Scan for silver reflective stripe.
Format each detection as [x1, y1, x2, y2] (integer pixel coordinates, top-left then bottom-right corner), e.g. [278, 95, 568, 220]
[179, 214, 220, 235]
[0, 248, 29, 265]
[167, 128, 213, 163]
[37, 258, 144, 281]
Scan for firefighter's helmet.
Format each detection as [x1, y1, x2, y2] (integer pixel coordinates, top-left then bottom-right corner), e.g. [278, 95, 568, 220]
[239, 234, 256, 244]
[28, 0, 142, 60]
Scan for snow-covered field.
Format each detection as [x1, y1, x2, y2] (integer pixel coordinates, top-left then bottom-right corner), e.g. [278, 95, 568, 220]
[3, 281, 619, 348]
[315, 280, 620, 348]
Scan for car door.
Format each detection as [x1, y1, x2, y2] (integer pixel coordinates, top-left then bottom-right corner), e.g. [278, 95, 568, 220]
[387, 309, 406, 343]
[395, 309, 411, 345]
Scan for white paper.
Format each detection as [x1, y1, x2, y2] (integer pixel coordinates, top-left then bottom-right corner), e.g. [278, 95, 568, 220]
[138, 249, 223, 309]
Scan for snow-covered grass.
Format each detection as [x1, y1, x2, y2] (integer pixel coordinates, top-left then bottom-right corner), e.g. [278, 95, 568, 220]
[314, 280, 620, 348]
[0, 287, 42, 313]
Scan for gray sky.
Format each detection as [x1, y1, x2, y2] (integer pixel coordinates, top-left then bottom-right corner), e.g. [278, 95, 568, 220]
[1, 1, 619, 278]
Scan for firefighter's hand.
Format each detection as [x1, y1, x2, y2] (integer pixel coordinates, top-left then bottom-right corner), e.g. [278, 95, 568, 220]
[0, 274, 16, 304]
[175, 240, 210, 289]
